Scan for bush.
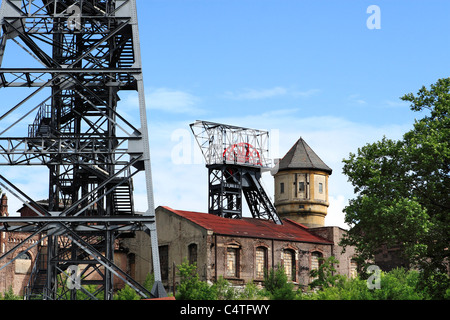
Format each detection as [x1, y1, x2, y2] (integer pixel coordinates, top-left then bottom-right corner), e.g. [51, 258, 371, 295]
[0, 286, 22, 300]
[372, 268, 423, 300]
[176, 259, 216, 300]
[213, 276, 238, 300]
[263, 266, 295, 300]
[417, 270, 450, 300]
[143, 272, 155, 293]
[114, 285, 142, 300]
[240, 281, 266, 300]
[309, 256, 342, 290]
[173, 259, 448, 300]
[298, 267, 433, 300]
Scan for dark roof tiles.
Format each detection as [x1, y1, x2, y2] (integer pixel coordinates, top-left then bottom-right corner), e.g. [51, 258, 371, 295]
[278, 138, 332, 174]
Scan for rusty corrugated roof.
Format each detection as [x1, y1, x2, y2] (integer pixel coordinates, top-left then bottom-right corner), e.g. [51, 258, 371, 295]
[160, 206, 332, 244]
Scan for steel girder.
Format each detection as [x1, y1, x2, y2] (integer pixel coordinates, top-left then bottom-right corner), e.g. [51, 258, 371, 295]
[0, 0, 166, 299]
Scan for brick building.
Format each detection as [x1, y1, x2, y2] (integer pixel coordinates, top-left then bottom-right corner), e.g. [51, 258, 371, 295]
[0, 194, 130, 297]
[0, 194, 41, 296]
[122, 206, 357, 292]
[121, 138, 359, 293]
[0, 137, 365, 296]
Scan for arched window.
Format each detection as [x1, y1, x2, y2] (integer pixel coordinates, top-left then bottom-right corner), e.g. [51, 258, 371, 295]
[17, 251, 31, 260]
[15, 251, 32, 275]
[282, 249, 296, 281]
[188, 243, 198, 265]
[310, 251, 323, 280]
[226, 244, 240, 278]
[350, 259, 358, 278]
[255, 247, 268, 279]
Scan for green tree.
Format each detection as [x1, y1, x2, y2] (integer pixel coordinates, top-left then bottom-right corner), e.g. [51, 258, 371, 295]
[341, 78, 450, 283]
[0, 286, 22, 300]
[176, 259, 216, 300]
[114, 285, 141, 300]
[143, 272, 155, 293]
[301, 268, 426, 300]
[309, 256, 342, 290]
[263, 266, 295, 300]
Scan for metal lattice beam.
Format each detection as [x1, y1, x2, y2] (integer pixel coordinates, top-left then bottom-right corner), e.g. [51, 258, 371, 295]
[0, 0, 166, 300]
[190, 120, 282, 225]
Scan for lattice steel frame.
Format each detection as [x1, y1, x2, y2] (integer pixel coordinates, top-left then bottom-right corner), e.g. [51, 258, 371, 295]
[0, 0, 166, 299]
[190, 120, 282, 225]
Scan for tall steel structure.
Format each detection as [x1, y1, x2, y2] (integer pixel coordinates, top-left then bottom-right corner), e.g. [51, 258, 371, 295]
[190, 120, 282, 225]
[0, 0, 166, 299]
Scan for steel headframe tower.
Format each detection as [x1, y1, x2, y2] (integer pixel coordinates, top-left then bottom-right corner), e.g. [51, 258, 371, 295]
[190, 120, 282, 225]
[0, 0, 166, 299]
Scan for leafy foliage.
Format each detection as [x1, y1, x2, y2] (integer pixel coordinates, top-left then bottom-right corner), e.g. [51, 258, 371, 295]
[175, 259, 216, 300]
[263, 265, 295, 300]
[173, 260, 448, 300]
[299, 267, 449, 300]
[114, 284, 142, 300]
[309, 256, 342, 290]
[0, 286, 22, 300]
[341, 78, 450, 276]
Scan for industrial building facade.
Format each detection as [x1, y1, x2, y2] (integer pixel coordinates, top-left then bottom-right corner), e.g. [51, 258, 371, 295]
[122, 206, 358, 292]
[1, 137, 362, 296]
[121, 138, 359, 292]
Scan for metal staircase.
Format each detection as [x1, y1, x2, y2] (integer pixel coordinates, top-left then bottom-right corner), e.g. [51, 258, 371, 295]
[28, 104, 51, 138]
[112, 181, 134, 216]
[25, 248, 47, 300]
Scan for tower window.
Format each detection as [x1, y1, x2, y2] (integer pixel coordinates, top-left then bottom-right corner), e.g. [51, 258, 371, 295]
[299, 182, 305, 192]
[280, 182, 285, 194]
[319, 183, 323, 194]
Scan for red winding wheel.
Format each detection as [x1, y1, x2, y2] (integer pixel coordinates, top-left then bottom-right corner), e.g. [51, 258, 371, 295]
[223, 142, 262, 166]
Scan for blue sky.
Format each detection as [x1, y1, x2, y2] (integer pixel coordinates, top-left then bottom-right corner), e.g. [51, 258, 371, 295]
[1, 0, 449, 228]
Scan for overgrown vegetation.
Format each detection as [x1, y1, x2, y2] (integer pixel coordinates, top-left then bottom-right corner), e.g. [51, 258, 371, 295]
[1, 259, 448, 300]
[0, 286, 22, 300]
[341, 78, 449, 281]
[174, 258, 450, 300]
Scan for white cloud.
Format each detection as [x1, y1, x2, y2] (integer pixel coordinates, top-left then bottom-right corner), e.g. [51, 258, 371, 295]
[224, 87, 287, 100]
[326, 195, 349, 230]
[348, 94, 367, 105]
[383, 99, 409, 108]
[0, 166, 48, 216]
[124, 87, 203, 115]
[147, 88, 202, 114]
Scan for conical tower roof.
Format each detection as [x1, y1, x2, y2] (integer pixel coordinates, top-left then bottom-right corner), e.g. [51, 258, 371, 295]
[278, 138, 332, 174]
